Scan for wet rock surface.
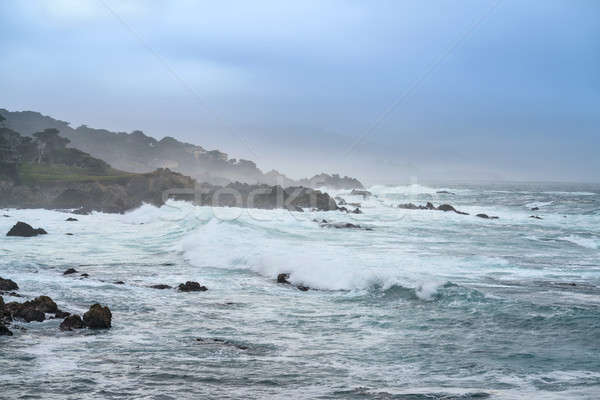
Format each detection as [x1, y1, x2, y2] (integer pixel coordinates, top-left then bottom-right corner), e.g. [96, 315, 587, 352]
[476, 214, 500, 220]
[83, 304, 112, 329]
[60, 315, 85, 331]
[6, 221, 48, 237]
[63, 268, 78, 275]
[178, 281, 207, 292]
[398, 202, 470, 215]
[150, 284, 172, 290]
[0, 277, 19, 292]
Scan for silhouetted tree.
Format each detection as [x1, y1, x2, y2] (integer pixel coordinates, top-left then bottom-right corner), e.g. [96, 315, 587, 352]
[33, 128, 70, 163]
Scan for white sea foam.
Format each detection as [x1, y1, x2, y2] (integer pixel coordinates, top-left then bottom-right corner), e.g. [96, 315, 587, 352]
[562, 235, 599, 249]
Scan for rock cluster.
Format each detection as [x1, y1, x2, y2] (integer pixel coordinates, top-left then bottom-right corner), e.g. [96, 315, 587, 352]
[0, 277, 112, 336]
[178, 281, 208, 292]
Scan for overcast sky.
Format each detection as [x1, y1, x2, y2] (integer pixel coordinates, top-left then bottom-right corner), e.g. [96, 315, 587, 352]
[1, 0, 599, 183]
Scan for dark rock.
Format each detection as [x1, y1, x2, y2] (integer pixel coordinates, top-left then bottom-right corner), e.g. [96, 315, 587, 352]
[277, 273, 291, 284]
[297, 285, 310, 291]
[437, 204, 457, 212]
[351, 208, 362, 214]
[60, 314, 85, 331]
[6, 221, 47, 237]
[28, 296, 58, 313]
[161, 262, 175, 266]
[531, 207, 539, 211]
[65, 217, 78, 221]
[0, 277, 18, 292]
[19, 308, 45, 322]
[113, 281, 125, 285]
[82, 304, 112, 329]
[150, 284, 172, 290]
[65, 233, 74, 236]
[338, 206, 348, 213]
[3, 214, 10, 218]
[63, 268, 78, 275]
[178, 281, 207, 292]
[476, 213, 499, 220]
[425, 202, 436, 210]
[436, 190, 455, 195]
[530, 215, 543, 220]
[0, 322, 13, 336]
[0, 296, 11, 324]
[54, 310, 70, 319]
[318, 221, 372, 230]
[80, 273, 90, 278]
[5, 295, 58, 322]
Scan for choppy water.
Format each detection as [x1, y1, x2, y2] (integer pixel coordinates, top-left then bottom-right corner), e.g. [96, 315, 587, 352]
[1, 182, 599, 399]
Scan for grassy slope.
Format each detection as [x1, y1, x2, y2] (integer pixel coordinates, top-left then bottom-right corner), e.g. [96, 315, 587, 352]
[17, 162, 138, 184]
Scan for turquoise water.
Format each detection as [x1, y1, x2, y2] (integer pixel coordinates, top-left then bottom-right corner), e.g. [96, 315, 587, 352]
[1, 183, 599, 399]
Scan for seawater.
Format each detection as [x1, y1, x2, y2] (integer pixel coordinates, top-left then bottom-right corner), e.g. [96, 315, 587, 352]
[1, 182, 599, 399]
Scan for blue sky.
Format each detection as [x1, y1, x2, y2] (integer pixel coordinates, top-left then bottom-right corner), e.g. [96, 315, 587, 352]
[1, 0, 599, 183]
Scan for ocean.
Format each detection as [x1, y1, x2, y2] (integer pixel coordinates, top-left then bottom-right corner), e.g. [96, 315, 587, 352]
[1, 182, 599, 399]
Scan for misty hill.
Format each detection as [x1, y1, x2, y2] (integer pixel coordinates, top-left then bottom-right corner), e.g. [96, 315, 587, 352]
[0, 127, 338, 213]
[0, 109, 363, 189]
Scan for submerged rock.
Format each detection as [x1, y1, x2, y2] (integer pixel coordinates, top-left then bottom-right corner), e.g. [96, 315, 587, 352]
[476, 213, 499, 220]
[531, 207, 540, 211]
[83, 304, 112, 329]
[113, 281, 125, 285]
[195, 337, 248, 350]
[65, 217, 78, 221]
[178, 281, 207, 292]
[60, 314, 85, 331]
[0, 277, 19, 292]
[150, 284, 172, 290]
[351, 208, 362, 214]
[530, 215, 543, 220]
[436, 190, 455, 195]
[318, 221, 373, 230]
[399, 202, 470, 215]
[6, 222, 47, 237]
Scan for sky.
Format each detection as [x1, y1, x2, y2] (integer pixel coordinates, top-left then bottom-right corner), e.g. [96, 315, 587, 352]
[1, 0, 599, 184]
